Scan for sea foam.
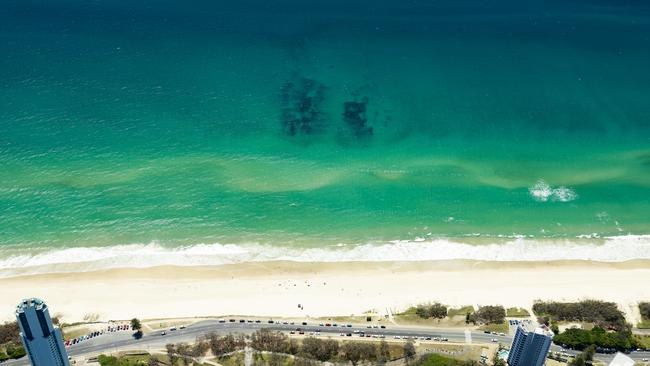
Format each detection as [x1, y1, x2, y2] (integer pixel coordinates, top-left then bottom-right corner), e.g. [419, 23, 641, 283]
[0, 235, 649, 278]
[529, 180, 578, 202]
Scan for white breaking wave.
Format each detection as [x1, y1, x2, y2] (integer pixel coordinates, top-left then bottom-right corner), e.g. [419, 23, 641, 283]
[0, 235, 649, 278]
[529, 180, 578, 202]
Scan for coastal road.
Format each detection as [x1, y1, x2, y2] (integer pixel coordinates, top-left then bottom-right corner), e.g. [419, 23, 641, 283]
[5, 320, 650, 365]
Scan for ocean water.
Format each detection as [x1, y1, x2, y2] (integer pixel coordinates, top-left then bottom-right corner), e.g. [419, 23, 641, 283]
[1, 0, 649, 276]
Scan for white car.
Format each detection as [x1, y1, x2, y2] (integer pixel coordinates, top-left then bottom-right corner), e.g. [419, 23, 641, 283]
[491, 338, 498, 342]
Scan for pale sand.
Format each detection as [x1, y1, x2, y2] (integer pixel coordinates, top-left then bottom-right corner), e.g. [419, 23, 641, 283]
[1, 260, 649, 324]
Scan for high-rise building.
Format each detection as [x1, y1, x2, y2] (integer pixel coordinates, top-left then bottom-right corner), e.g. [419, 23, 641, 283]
[15, 298, 70, 366]
[507, 325, 553, 366]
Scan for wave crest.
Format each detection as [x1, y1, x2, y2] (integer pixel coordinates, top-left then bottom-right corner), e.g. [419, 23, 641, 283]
[529, 180, 578, 202]
[1, 235, 649, 278]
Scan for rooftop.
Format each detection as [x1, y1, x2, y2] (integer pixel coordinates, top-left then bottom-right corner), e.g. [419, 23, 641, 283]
[16, 298, 47, 313]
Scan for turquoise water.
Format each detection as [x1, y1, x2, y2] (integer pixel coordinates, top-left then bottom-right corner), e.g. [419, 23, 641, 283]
[1, 1, 649, 272]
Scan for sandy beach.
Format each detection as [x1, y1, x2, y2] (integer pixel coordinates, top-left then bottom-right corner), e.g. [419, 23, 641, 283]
[1, 260, 649, 324]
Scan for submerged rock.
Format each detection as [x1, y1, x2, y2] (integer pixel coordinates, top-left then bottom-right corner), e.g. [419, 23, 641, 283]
[280, 77, 326, 136]
[343, 97, 373, 137]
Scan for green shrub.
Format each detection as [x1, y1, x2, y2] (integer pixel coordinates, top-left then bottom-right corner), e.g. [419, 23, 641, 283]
[4, 343, 26, 359]
[553, 326, 637, 351]
[414, 303, 448, 319]
[417, 354, 473, 366]
[471, 306, 506, 324]
[640, 303, 650, 320]
[533, 301, 625, 330]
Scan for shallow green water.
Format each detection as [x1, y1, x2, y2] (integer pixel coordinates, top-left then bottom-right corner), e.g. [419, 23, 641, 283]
[0, 1, 649, 270]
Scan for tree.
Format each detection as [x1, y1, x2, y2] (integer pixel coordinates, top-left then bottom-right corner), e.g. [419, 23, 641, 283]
[147, 356, 159, 366]
[294, 357, 319, 366]
[569, 345, 596, 366]
[288, 338, 300, 355]
[175, 342, 194, 365]
[403, 339, 416, 364]
[492, 350, 506, 366]
[0, 321, 21, 345]
[376, 339, 390, 364]
[428, 303, 448, 319]
[473, 306, 506, 324]
[301, 337, 338, 361]
[4, 343, 26, 359]
[192, 339, 210, 357]
[414, 303, 448, 319]
[207, 333, 245, 356]
[533, 300, 625, 330]
[250, 329, 289, 353]
[166, 343, 178, 366]
[640, 302, 650, 321]
[342, 342, 363, 366]
[130, 318, 142, 331]
[268, 353, 284, 366]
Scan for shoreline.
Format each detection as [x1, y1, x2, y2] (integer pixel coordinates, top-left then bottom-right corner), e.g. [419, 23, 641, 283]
[1, 260, 649, 324]
[2, 234, 650, 279]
